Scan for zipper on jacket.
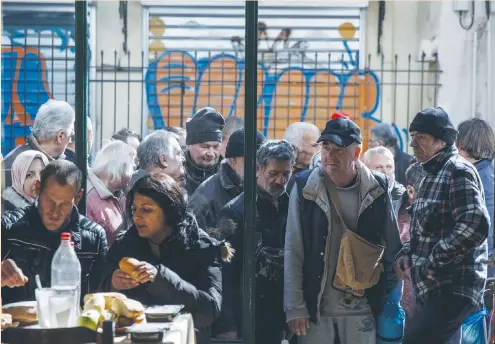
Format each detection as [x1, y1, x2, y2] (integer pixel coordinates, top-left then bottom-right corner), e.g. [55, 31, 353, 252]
[316, 225, 331, 323]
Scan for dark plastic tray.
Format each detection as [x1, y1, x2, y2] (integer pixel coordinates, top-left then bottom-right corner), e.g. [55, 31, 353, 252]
[1, 326, 99, 344]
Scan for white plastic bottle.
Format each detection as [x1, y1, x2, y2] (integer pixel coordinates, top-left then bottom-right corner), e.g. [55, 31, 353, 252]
[51, 232, 81, 327]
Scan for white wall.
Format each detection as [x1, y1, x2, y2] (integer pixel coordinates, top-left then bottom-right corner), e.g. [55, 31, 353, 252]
[93, 0, 144, 149]
[365, 0, 494, 133]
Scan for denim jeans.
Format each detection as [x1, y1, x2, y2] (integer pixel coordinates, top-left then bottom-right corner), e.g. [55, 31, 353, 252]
[402, 294, 477, 344]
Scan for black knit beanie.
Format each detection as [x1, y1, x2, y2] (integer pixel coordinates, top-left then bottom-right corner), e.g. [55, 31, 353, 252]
[225, 128, 266, 158]
[409, 107, 458, 145]
[186, 107, 225, 145]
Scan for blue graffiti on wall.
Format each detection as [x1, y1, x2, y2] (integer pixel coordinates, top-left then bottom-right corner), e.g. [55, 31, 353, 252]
[1, 27, 74, 155]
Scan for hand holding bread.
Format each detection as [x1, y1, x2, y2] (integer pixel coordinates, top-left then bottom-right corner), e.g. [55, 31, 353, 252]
[116, 257, 158, 286]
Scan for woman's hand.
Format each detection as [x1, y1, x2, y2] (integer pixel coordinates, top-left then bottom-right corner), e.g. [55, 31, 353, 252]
[134, 262, 158, 284]
[111, 269, 139, 290]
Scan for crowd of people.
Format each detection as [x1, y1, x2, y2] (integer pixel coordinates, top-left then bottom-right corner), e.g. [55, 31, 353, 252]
[0, 99, 494, 344]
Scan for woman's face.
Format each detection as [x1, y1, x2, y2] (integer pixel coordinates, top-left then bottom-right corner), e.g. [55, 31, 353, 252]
[132, 193, 166, 241]
[23, 158, 45, 199]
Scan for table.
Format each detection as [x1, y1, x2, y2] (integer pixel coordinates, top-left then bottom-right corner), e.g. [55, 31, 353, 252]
[115, 314, 195, 344]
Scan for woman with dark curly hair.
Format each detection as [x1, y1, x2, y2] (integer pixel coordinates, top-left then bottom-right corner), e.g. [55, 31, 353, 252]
[99, 173, 233, 343]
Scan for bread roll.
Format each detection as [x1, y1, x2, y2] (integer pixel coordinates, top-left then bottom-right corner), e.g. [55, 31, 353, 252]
[2, 305, 38, 325]
[83, 294, 106, 313]
[83, 292, 127, 309]
[119, 257, 141, 281]
[111, 298, 145, 319]
[1, 313, 12, 330]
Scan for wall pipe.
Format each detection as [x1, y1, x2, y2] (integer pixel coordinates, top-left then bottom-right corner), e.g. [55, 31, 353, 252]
[75, 0, 89, 215]
[487, 14, 492, 122]
[472, 29, 477, 117]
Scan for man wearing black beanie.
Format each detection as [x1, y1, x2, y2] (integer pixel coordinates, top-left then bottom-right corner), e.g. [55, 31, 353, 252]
[188, 128, 265, 232]
[184, 107, 225, 196]
[394, 107, 490, 344]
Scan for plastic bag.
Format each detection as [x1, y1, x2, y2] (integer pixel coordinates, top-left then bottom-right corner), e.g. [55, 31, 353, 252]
[376, 281, 406, 344]
[461, 309, 488, 344]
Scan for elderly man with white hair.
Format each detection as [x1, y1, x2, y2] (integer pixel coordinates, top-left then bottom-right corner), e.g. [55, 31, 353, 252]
[283, 122, 321, 174]
[363, 146, 406, 203]
[131, 129, 185, 187]
[2, 99, 75, 190]
[86, 140, 136, 246]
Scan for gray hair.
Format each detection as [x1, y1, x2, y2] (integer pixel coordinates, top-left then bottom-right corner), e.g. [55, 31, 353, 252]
[309, 151, 322, 169]
[283, 122, 320, 149]
[223, 116, 244, 138]
[137, 130, 182, 170]
[31, 100, 75, 141]
[92, 141, 136, 182]
[363, 146, 395, 166]
[370, 123, 399, 149]
[69, 116, 92, 147]
[405, 162, 426, 191]
[256, 139, 295, 167]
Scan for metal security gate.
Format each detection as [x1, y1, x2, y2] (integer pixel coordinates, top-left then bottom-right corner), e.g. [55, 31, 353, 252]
[143, 1, 368, 139]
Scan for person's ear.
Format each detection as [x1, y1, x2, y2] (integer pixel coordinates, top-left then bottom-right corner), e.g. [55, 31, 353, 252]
[55, 130, 65, 144]
[159, 154, 169, 168]
[75, 189, 84, 205]
[34, 180, 41, 197]
[354, 146, 362, 160]
[256, 165, 262, 178]
[406, 185, 415, 199]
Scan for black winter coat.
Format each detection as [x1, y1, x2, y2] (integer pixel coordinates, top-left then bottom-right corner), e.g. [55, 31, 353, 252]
[187, 160, 242, 232]
[99, 212, 232, 344]
[1, 206, 108, 305]
[214, 189, 289, 337]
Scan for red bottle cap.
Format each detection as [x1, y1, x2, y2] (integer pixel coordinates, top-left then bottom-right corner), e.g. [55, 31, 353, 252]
[61, 233, 71, 241]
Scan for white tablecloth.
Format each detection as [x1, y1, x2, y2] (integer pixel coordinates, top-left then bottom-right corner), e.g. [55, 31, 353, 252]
[116, 313, 195, 344]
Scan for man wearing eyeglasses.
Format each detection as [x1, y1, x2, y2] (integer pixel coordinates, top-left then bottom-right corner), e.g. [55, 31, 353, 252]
[2, 100, 75, 192]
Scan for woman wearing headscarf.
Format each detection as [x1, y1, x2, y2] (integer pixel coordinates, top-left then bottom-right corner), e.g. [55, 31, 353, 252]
[99, 173, 233, 344]
[2, 150, 49, 212]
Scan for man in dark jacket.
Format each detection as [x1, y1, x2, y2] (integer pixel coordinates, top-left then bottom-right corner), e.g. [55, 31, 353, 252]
[1, 160, 108, 304]
[184, 107, 225, 196]
[284, 118, 401, 344]
[214, 140, 295, 343]
[370, 123, 414, 186]
[188, 128, 265, 232]
[2, 100, 75, 191]
[395, 108, 490, 344]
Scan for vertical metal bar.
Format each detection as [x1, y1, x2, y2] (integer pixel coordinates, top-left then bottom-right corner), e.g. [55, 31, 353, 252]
[75, 0, 89, 214]
[100, 50, 104, 150]
[392, 54, 398, 124]
[406, 54, 411, 151]
[141, 50, 145, 137]
[379, 54, 384, 121]
[114, 50, 118, 132]
[243, 2, 258, 344]
[127, 51, 131, 128]
[433, 54, 439, 106]
[420, 52, 425, 109]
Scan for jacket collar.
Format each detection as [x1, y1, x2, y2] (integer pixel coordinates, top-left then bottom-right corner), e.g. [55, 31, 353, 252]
[474, 159, 494, 172]
[219, 160, 242, 192]
[27, 134, 64, 160]
[185, 151, 220, 180]
[2, 187, 32, 209]
[422, 144, 457, 174]
[26, 204, 83, 250]
[87, 169, 115, 199]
